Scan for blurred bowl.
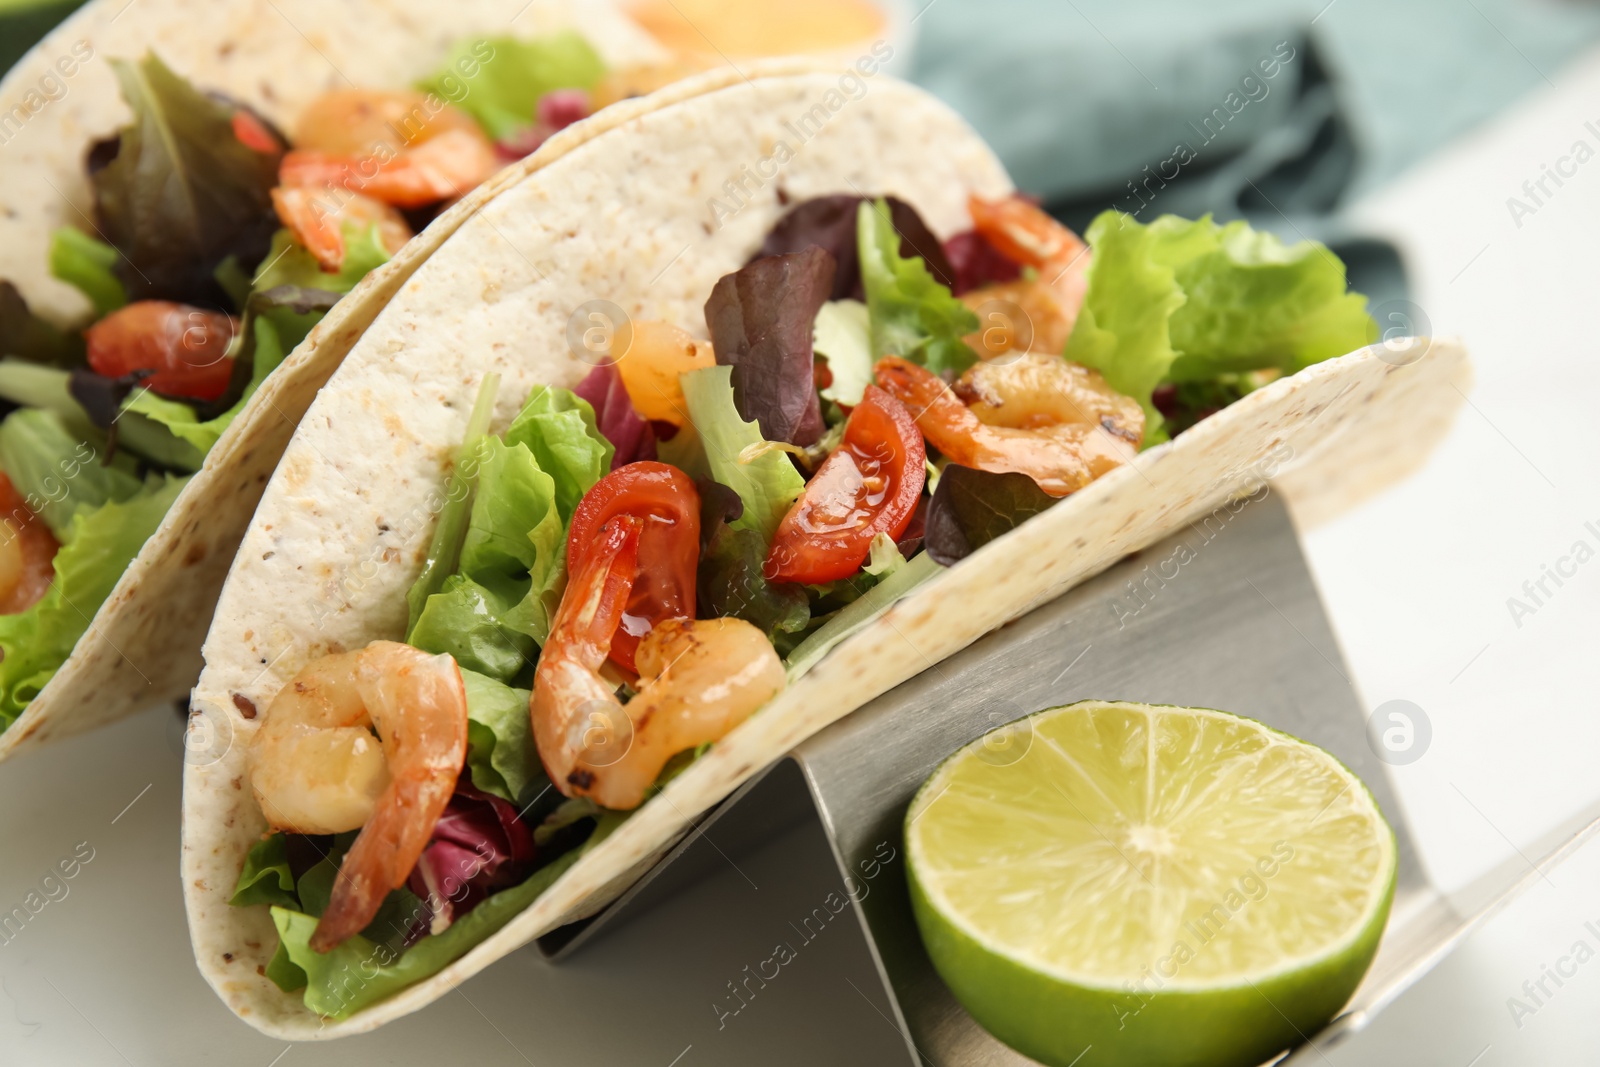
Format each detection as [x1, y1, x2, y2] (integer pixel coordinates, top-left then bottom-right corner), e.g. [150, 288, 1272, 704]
[617, 0, 919, 77]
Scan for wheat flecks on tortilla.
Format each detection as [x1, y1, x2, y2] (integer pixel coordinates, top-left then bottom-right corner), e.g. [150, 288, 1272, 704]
[0, 0, 675, 762]
[181, 62, 1470, 1037]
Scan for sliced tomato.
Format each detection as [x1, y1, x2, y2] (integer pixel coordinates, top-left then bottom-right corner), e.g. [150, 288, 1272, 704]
[0, 472, 59, 615]
[230, 109, 283, 155]
[84, 301, 238, 401]
[566, 462, 701, 674]
[765, 386, 926, 585]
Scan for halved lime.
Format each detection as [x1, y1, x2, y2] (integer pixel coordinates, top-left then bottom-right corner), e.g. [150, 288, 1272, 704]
[906, 700, 1396, 1067]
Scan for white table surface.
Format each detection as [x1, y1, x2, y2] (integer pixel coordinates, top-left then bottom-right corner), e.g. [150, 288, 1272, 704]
[4, 39, 1600, 1067]
[1305, 38, 1600, 1065]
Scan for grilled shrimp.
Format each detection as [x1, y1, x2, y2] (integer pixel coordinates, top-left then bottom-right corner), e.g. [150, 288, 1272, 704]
[249, 641, 468, 952]
[291, 89, 482, 156]
[962, 277, 1078, 361]
[271, 186, 411, 272]
[963, 195, 1092, 359]
[876, 354, 1142, 497]
[532, 518, 784, 811]
[278, 126, 498, 210]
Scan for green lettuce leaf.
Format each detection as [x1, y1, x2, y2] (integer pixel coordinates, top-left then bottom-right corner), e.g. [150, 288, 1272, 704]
[813, 299, 873, 406]
[502, 386, 612, 523]
[421, 33, 606, 141]
[0, 359, 206, 472]
[49, 228, 127, 317]
[1152, 216, 1375, 380]
[292, 848, 345, 918]
[409, 574, 532, 682]
[697, 524, 810, 642]
[272, 814, 623, 1017]
[680, 366, 803, 548]
[405, 375, 502, 637]
[461, 668, 540, 803]
[230, 834, 298, 911]
[0, 470, 186, 725]
[1065, 212, 1376, 441]
[0, 409, 142, 537]
[1063, 212, 1187, 438]
[252, 225, 392, 295]
[462, 436, 568, 649]
[265, 939, 307, 992]
[408, 386, 609, 679]
[858, 199, 978, 375]
[655, 421, 710, 480]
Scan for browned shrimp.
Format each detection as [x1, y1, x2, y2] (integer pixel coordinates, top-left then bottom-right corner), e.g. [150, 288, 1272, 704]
[531, 518, 784, 810]
[876, 354, 1142, 496]
[962, 195, 1093, 360]
[248, 641, 468, 952]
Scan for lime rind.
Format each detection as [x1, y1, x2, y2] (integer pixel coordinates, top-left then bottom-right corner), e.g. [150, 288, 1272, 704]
[906, 700, 1398, 1067]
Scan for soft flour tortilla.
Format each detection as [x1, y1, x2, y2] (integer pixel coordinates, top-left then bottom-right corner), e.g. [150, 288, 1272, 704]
[0, 0, 667, 760]
[183, 68, 1470, 1036]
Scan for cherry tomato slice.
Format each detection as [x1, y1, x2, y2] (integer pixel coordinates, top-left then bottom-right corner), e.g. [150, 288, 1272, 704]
[231, 109, 284, 155]
[84, 301, 238, 401]
[0, 472, 59, 615]
[566, 462, 701, 674]
[765, 386, 926, 585]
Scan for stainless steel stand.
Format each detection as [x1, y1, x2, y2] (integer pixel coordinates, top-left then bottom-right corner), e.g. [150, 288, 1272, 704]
[536, 492, 1596, 1065]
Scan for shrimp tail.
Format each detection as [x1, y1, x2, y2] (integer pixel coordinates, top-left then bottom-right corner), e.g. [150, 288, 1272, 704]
[311, 776, 456, 952]
[303, 645, 468, 953]
[531, 516, 643, 797]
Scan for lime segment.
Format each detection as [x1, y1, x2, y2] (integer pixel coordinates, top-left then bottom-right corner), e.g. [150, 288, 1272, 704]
[906, 700, 1396, 1067]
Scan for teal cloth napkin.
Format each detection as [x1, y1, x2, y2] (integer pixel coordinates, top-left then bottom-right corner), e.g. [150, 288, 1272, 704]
[911, 0, 1600, 207]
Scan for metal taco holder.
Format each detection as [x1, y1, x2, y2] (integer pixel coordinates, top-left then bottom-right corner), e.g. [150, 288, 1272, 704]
[532, 491, 1599, 1065]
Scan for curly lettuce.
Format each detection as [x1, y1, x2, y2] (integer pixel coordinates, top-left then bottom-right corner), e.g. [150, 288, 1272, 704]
[858, 199, 978, 375]
[460, 669, 540, 802]
[0, 410, 185, 725]
[679, 365, 811, 642]
[1065, 212, 1376, 442]
[420, 33, 605, 141]
[680, 366, 803, 547]
[407, 384, 611, 682]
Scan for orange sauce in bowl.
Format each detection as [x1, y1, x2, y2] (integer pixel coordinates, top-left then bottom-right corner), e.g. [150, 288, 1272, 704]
[626, 0, 885, 58]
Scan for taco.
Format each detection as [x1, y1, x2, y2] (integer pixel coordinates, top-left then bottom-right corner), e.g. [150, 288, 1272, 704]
[183, 62, 1470, 1036]
[0, 0, 790, 761]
